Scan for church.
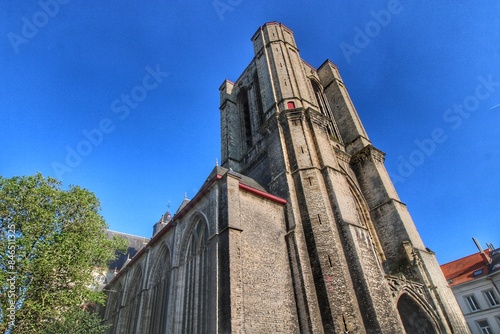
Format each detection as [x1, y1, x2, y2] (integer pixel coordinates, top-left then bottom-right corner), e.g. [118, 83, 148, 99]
[102, 22, 469, 333]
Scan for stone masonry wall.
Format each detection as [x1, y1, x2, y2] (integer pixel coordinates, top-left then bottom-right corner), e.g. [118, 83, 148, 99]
[237, 189, 299, 333]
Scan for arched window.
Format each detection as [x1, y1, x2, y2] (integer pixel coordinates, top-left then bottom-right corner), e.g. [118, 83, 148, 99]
[124, 267, 143, 334]
[311, 79, 329, 116]
[253, 72, 265, 126]
[181, 218, 209, 334]
[348, 185, 385, 264]
[105, 282, 123, 334]
[147, 246, 171, 333]
[238, 88, 253, 149]
[310, 79, 341, 141]
[397, 293, 438, 334]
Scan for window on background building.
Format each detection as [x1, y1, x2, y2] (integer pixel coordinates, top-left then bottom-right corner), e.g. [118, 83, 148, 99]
[473, 269, 484, 276]
[483, 289, 500, 307]
[476, 320, 493, 334]
[465, 295, 481, 312]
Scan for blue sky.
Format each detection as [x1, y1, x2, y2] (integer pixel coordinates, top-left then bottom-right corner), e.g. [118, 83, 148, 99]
[1, 1, 499, 264]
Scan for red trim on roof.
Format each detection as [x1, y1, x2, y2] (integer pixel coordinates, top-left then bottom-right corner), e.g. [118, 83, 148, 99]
[239, 183, 287, 204]
[175, 174, 223, 221]
[105, 172, 287, 286]
[106, 173, 223, 286]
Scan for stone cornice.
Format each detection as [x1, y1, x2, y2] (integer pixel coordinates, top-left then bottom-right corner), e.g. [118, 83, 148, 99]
[350, 145, 386, 165]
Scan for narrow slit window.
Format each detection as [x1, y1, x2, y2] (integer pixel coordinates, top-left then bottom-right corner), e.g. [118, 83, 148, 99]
[253, 72, 264, 125]
[238, 89, 252, 148]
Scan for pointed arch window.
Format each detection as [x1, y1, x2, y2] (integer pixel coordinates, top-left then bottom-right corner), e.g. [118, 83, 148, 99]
[238, 88, 253, 149]
[181, 218, 209, 334]
[253, 71, 265, 126]
[105, 282, 123, 333]
[311, 79, 329, 116]
[348, 185, 386, 264]
[124, 267, 143, 334]
[310, 79, 341, 142]
[147, 246, 171, 333]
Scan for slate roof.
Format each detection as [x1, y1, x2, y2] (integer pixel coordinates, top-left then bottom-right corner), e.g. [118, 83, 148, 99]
[105, 230, 149, 272]
[201, 165, 267, 192]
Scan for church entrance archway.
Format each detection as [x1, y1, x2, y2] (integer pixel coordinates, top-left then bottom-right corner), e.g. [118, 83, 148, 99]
[397, 293, 439, 334]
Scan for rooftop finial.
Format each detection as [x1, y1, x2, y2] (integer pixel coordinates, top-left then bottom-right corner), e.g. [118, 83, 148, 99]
[216, 158, 218, 166]
[184, 192, 188, 199]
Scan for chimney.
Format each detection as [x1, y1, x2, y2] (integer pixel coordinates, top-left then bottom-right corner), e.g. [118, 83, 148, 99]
[473, 237, 491, 265]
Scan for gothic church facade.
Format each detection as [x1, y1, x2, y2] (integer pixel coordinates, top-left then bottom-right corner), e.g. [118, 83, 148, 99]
[102, 22, 469, 333]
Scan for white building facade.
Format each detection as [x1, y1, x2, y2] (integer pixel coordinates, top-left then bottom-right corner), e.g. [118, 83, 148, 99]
[442, 247, 500, 334]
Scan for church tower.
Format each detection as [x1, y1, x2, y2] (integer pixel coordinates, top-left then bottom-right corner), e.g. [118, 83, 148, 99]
[219, 22, 469, 333]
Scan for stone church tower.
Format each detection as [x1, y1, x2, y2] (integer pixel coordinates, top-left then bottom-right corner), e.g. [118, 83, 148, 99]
[102, 22, 469, 333]
[218, 22, 468, 333]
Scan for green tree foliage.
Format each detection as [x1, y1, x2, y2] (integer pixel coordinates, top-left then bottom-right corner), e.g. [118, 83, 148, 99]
[40, 307, 109, 334]
[0, 174, 127, 333]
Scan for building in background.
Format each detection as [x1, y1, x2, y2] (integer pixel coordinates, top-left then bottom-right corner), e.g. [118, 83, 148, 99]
[102, 22, 469, 333]
[441, 240, 500, 334]
[92, 231, 149, 292]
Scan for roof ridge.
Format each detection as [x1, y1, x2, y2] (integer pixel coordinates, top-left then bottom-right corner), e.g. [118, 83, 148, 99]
[441, 249, 490, 267]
